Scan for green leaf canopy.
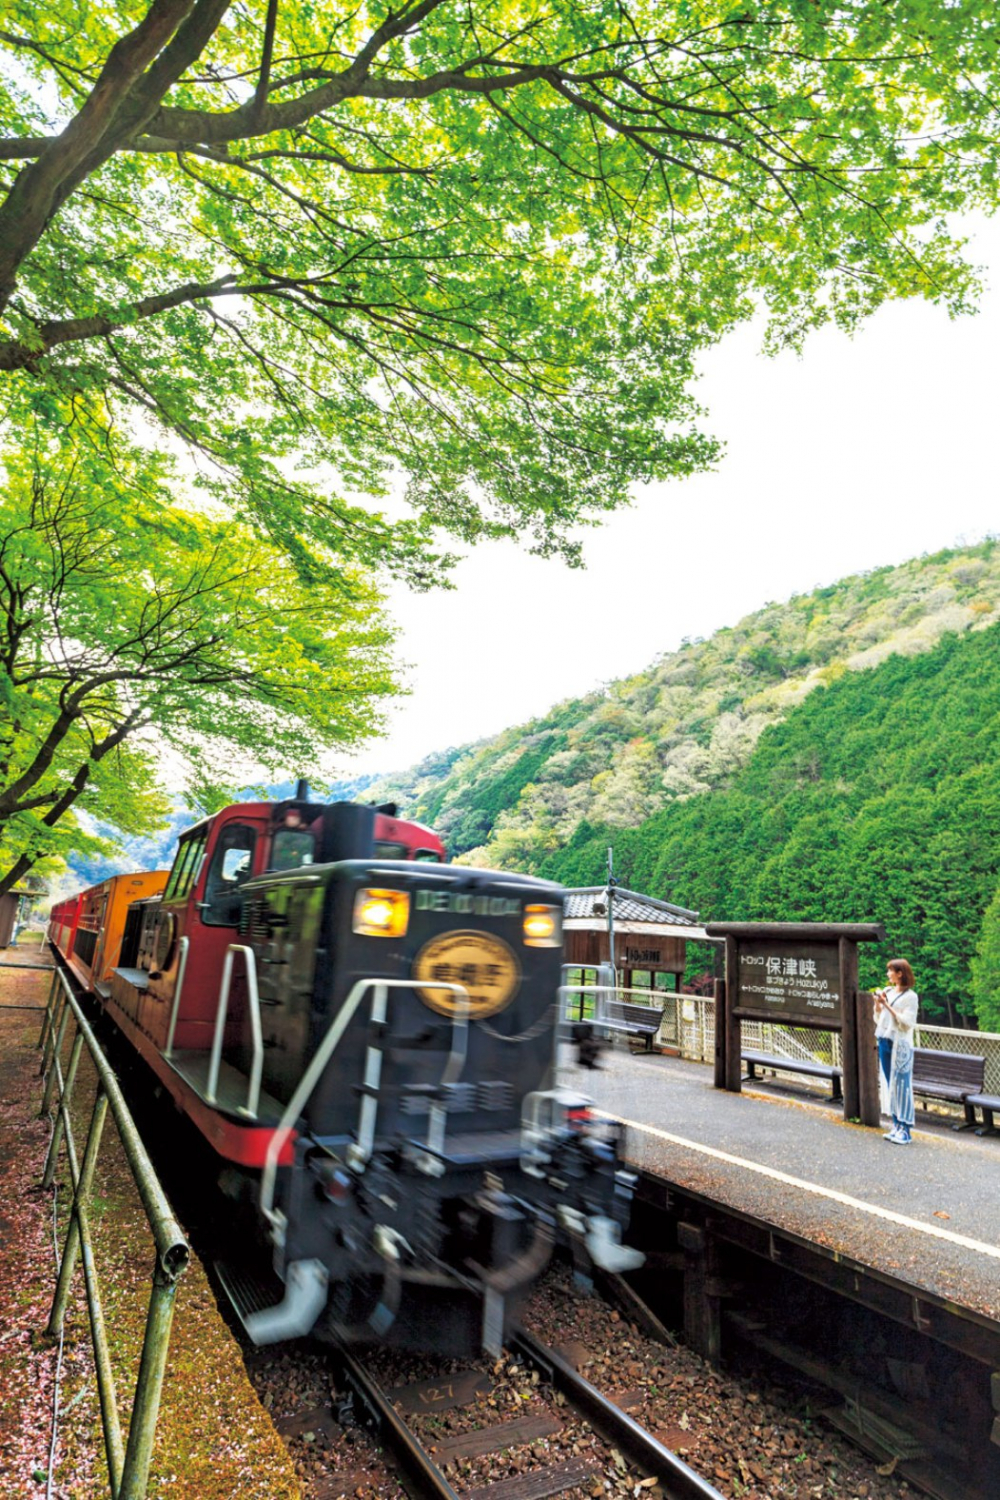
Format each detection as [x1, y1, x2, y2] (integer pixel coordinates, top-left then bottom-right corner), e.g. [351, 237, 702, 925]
[1, 0, 999, 574]
[0, 432, 398, 891]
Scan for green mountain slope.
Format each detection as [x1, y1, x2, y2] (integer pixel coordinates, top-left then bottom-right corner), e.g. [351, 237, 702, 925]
[539, 620, 1000, 1023]
[376, 541, 1000, 875]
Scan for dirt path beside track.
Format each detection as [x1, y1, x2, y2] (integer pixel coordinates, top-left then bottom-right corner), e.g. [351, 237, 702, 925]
[0, 942, 300, 1500]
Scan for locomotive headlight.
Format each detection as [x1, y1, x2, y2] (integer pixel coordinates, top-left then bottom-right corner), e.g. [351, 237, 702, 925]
[522, 903, 561, 947]
[353, 888, 410, 937]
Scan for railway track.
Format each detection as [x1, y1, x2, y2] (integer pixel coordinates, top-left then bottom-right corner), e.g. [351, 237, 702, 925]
[269, 1328, 725, 1500]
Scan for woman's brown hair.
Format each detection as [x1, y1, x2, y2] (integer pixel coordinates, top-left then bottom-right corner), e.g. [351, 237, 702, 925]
[887, 958, 915, 989]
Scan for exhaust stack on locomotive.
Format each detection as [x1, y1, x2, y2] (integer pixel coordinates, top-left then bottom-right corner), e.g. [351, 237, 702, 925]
[50, 790, 642, 1356]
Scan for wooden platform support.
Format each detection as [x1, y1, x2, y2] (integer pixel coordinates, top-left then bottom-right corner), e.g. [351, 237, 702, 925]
[678, 1221, 721, 1364]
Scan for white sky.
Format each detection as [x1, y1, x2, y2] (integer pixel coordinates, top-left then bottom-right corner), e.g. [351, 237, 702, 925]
[343, 214, 1000, 781]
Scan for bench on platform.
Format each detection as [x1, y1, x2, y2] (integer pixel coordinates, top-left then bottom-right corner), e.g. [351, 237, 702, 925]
[962, 1094, 1000, 1137]
[742, 1049, 843, 1103]
[912, 1048, 1000, 1136]
[596, 1002, 665, 1052]
[911, 1049, 986, 1128]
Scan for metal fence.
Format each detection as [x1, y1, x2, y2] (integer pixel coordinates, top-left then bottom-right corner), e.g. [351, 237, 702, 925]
[38, 965, 190, 1500]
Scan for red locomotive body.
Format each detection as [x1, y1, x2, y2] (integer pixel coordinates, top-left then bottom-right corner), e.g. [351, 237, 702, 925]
[59, 795, 445, 1168]
[48, 791, 640, 1356]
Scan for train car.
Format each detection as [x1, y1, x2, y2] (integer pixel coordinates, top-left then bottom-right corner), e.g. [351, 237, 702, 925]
[49, 871, 169, 993]
[48, 891, 82, 960]
[51, 790, 641, 1355]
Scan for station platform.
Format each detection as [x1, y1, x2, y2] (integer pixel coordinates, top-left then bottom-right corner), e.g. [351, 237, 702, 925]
[564, 1045, 1000, 1327]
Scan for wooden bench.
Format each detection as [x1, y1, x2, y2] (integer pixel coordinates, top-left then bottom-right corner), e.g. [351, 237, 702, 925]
[911, 1049, 986, 1127]
[742, 1049, 843, 1103]
[962, 1093, 1000, 1137]
[912, 1048, 999, 1136]
[595, 1002, 665, 1052]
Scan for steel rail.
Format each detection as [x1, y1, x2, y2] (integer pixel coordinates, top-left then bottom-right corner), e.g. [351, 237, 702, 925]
[332, 1344, 461, 1500]
[332, 1332, 724, 1500]
[512, 1329, 726, 1500]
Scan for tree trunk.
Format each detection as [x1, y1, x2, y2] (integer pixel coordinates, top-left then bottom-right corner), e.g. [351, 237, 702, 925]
[0, 851, 37, 901]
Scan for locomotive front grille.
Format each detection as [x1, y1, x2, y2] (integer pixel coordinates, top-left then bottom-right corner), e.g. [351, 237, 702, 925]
[398, 1081, 515, 1115]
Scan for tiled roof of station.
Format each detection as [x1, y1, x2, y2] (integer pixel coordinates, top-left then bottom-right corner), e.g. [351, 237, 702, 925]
[563, 886, 700, 926]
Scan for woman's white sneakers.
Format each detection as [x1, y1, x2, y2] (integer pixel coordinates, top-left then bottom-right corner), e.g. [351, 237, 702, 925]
[884, 1129, 912, 1144]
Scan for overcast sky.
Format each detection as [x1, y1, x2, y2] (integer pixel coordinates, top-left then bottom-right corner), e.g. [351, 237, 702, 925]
[343, 213, 1000, 782]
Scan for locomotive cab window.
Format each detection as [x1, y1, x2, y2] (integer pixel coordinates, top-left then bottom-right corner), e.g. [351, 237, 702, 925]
[372, 841, 443, 862]
[163, 829, 209, 903]
[201, 824, 257, 926]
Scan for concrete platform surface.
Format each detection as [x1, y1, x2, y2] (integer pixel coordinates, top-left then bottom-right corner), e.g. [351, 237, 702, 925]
[562, 1046, 1000, 1325]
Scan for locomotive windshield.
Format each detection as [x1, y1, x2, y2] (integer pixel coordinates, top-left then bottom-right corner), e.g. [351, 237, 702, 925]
[373, 840, 443, 862]
[163, 828, 209, 901]
[269, 828, 315, 871]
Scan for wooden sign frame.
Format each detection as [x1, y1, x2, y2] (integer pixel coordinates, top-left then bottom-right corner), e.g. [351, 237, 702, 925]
[705, 921, 885, 1128]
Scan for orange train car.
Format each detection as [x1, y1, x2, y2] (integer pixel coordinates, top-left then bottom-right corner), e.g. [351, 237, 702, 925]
[49, 871, 168, 994]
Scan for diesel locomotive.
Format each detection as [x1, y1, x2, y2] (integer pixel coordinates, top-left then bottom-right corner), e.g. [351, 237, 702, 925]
[49, 789, 641, 1355]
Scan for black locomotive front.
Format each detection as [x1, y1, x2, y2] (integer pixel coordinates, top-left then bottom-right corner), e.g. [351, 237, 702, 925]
[238, 836, 639, 1354]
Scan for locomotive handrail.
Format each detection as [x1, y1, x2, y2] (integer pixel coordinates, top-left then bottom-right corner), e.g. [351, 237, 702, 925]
[426, 994, 471, 1158]
[162, 936, 191, 1060]
[259, 977, 471, 1234]
[37, 964, 191, 1500]
[205, 944, 263, 1118]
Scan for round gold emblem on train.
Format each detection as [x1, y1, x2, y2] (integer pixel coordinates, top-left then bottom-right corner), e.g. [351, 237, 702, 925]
[413, 930, 521, 1018]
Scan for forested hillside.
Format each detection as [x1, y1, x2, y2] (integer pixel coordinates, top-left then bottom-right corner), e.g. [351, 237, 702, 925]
[375, 542, 1000, 870]
[374, 542, 1000, 1024]
[58, 543, 1000, 1022]
[539, 622, 1000, 1024]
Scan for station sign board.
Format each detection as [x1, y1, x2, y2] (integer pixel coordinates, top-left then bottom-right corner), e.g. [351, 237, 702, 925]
[733, 939, 841, 1025]
[705, 920, 886, 1127]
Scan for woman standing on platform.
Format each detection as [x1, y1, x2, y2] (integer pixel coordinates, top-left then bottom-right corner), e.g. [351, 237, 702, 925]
[874, 959, 919, 1145]
[874, 988, 895, 1117]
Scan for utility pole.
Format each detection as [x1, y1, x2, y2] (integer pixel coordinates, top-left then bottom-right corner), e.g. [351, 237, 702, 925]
[606, 846, 617, 981]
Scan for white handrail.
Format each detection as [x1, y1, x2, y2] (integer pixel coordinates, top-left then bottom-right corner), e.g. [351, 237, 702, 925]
[205, 945, 261, 1117]
[259, 978, 470, 1234]
[163, 937, 190, 1060]
[426, 994, 470, 1158]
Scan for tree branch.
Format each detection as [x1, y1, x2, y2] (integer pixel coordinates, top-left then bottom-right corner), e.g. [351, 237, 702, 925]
[0, 0, 201, 309]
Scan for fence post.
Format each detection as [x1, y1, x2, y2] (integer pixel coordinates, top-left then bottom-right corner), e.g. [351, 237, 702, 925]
[39, 970, 191, 1500]
[40, 998, 71, 1114]
[118, 1267, 182, 1500]
[42, 1029, 86, 1189]
[37, 969, 61, 1054]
